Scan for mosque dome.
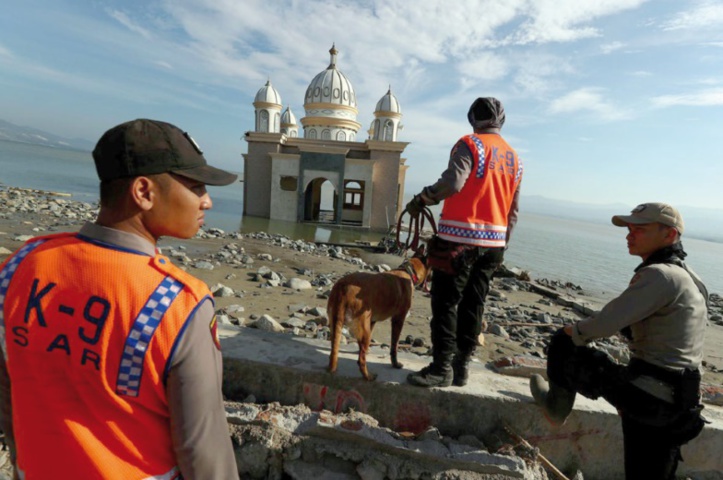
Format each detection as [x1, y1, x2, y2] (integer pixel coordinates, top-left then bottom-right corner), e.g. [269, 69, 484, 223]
[281, 106, 297, 125]
[255, 80, 282, 105]
[304, 45, 356, 108]
[301, 45, 361, 141]
[375, 87, 401, 114]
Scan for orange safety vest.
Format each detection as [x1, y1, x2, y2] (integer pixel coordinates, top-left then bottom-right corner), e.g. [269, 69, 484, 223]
[0, 233, 213, 480]
[438, 133, 523, 247]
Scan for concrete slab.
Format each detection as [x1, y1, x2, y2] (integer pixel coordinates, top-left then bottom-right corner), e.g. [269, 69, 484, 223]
[220, 325, 723, 480]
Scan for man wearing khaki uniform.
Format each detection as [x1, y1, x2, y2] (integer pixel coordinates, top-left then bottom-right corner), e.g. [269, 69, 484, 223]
[530, 202, 708, 479]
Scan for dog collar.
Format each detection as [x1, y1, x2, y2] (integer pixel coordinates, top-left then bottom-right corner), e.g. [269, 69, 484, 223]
[399, 262, 419, 286]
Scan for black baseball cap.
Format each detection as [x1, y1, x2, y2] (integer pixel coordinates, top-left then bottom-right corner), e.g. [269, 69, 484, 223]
[92, 119, 237, 186]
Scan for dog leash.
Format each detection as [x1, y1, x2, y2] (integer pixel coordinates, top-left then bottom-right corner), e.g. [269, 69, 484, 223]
[395, 206, 437, 254]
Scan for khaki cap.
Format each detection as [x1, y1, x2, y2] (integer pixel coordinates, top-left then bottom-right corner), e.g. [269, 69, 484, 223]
[612, 202, 684, 235]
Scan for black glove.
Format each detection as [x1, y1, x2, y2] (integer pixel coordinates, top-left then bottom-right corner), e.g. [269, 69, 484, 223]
[405, 194, 425, 218]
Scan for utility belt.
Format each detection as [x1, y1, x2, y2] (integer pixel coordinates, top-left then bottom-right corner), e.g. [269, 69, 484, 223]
[624, 359, 706, 444]
[627, 358, 701, 409]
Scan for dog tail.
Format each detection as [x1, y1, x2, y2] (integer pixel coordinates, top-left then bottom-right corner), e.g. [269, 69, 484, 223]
[327, 282, 347, 374]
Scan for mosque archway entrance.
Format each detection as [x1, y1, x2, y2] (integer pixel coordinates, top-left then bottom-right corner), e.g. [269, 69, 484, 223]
[303, 178, 338, 224]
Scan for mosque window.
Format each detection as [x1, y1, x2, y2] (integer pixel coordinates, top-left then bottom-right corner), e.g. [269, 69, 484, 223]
[384, 120, 394, 141]
[280, 176, 298, 191]
[374, 120, 381, 139]
[342, 91, 348, 102]
[333, 88, 340, 99]
[308, 129, 317, 139]
[290, 131, 297, 138]
[343, 181, 364, 210]
[259, 110, 269, 133]
[314, 87, 321, 97]
[336, 131, 346, 141]
[321, 129, 331, 140]
[323, 86, 330, 97]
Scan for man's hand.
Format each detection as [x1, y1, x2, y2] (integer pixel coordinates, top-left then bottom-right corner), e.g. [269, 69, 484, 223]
[404, 195, 425, 218]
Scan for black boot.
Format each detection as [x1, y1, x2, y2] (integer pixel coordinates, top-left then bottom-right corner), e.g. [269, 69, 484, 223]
[452, 353, 472, 387]
[407, 352, 453, 388]
[529, 374, 576, 426]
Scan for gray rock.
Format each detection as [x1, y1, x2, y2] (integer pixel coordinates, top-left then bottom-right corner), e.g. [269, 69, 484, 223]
[211, 284, 235, 297]
[281, 318, 306, 329]
[286, 278, 312, 290]
[193, 261, 214, 270]
[252, 315, 285, 333]
[489, 324, 510, 339]
[308, 306, 327, 318]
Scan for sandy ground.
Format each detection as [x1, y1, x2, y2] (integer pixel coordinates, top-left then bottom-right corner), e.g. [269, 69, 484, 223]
[1, 211, 722, 387]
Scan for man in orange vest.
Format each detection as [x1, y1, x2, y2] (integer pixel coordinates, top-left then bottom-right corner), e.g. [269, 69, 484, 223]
[405, 97, 523, 388]
[0, 119, 239, 479]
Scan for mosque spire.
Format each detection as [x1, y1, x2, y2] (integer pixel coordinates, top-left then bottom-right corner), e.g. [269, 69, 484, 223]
[328, 43, 338, 68]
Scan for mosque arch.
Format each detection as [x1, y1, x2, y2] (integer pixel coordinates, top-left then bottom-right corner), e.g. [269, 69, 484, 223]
[303, 177, 337, 223]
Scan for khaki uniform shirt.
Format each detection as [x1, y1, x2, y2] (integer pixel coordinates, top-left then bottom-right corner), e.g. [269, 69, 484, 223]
[571, 262, 708, 372]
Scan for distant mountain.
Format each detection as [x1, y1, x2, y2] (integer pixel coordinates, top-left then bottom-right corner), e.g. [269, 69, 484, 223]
[0, 120, 94, 151]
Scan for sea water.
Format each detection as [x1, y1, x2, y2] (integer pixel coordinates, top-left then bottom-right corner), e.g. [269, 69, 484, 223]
[1, 140, 721, 297]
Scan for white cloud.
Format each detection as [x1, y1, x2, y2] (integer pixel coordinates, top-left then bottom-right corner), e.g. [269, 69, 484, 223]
[630, 70, 652, 77]
[502, 0, 648, 45]
[108, 9, 152, 39]
[601, 41, 625, 54]
[153, 60, 173, 70]
[549, 87, 631, 120]
[651, 88, 723, 107]
[661, 1, 723, 31]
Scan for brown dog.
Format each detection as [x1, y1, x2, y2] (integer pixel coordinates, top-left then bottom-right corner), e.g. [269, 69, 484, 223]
[327, 255, 429, 380]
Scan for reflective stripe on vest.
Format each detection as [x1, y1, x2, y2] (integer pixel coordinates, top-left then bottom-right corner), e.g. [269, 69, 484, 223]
[0, 240, 47, 360]
[117, 276, 184, 397]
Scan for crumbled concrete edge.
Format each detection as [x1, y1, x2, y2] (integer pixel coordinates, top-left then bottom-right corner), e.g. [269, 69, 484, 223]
[225, 402, 549, 480]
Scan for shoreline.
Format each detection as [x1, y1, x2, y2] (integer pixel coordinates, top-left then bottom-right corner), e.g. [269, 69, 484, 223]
[1, 185, 722, 388]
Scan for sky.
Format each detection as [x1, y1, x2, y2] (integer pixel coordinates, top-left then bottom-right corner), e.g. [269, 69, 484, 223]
[2, 0, 723, 212]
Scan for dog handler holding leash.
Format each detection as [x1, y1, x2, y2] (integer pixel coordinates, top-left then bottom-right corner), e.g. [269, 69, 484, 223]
[404, 97, 523, 388]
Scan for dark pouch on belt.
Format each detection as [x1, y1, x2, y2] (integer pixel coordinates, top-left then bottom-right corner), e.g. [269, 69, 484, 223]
[676, 368, 701, 410]
[426, 235, 471, 275]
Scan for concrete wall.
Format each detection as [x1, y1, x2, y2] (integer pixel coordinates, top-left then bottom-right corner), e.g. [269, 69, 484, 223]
[368, 149, 401, 231]
[220, 327, 723, 480]
[270, 154, 300, 222]
[243, 133, 284, 218]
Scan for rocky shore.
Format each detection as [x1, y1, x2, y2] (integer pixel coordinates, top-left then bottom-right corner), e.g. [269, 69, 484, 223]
[2, 185, 723, 479]
[1, 184, 722, 387]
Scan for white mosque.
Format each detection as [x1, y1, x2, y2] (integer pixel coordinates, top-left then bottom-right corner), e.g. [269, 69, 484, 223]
[243, 45, 409, 231]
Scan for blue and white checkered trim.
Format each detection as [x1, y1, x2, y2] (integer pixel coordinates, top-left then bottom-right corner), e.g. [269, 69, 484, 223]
[467, 135, 486, 178]
[439, 225, 506, 241]
[0, 240, 46, 360]
[116, 276, 184, 397]
[515, 158, 524, 184]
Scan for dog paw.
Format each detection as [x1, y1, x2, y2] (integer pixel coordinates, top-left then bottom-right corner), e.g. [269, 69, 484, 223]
[392, 361, 404, 369]
[364, 373, 378, 381]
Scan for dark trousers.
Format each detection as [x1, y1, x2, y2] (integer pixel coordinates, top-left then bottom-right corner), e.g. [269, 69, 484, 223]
[546, 331, 703, 480]
[429, 247, 504, 360]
